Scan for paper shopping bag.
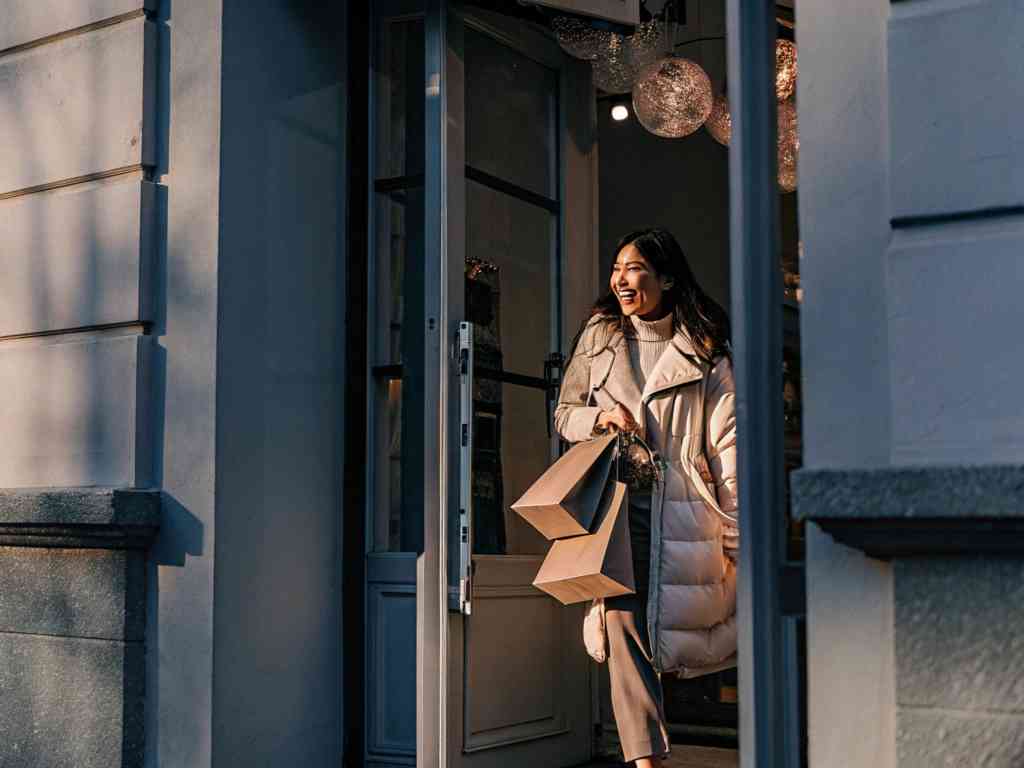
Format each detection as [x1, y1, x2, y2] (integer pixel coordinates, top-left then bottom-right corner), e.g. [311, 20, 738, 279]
[511, 433, 617, 540]
[532, 480, 635, 605]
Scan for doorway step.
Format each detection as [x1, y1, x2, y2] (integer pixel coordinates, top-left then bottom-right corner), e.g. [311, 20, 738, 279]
[664, 746, 739, 767]
[579, 745, 739, 768]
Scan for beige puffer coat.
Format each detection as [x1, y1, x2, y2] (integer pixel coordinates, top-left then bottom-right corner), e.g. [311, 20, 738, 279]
[554, 315, 738, 677]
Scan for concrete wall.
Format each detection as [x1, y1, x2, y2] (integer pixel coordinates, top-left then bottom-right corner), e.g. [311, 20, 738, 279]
[886, 0, 1024, 466]
[0, 0, 225, 762]
[0, 4, 166, 764]
[797, 0, 896, 763]
[212, 1, 347, 764]
[799, 0, 1024, 765]
[144, 0, 225, 764]
[0, 1, 349, 765]
[0, 7, 157, 489]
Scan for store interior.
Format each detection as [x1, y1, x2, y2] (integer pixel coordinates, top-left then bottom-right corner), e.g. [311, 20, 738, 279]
[365, 0, 804, 762]
[587, 0, 802, 749]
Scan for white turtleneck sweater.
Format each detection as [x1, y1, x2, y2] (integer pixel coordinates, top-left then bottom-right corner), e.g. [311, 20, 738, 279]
[626, 312, 675, 389]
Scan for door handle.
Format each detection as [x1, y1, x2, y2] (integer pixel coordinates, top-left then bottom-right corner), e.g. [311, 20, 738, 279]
[458, 322, 474, 616]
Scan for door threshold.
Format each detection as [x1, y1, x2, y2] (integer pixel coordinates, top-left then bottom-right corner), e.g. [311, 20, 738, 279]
[578, 744, 739, 768]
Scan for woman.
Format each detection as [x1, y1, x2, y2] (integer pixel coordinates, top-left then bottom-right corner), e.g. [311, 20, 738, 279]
[554, 228, 738, 768]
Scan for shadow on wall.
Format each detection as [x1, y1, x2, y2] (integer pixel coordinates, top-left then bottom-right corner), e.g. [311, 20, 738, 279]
[146, 491, 205, 768]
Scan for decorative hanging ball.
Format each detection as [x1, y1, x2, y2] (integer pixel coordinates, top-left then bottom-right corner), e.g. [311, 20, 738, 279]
[777, 99, 799, 192]
[551, 16, 614, 61]
[775, 39, 798, 101]
[632, 56, 713, 138]
[705, 92, 732, 146]
[591, 19, 666, 94]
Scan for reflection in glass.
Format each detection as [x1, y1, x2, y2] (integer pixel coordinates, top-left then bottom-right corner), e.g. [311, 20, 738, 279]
[466, 179, 556, 556]
[372, 185, 424, 551]
[465, 27, 558, 199]
[377, 19, 425, 178]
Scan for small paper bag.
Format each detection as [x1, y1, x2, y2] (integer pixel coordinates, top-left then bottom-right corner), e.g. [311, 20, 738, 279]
[532, 481, 635, 605]
[511, 433, 617, 540]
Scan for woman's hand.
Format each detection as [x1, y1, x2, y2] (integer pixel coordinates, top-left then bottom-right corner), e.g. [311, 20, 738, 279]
[596, 404, 639, 434]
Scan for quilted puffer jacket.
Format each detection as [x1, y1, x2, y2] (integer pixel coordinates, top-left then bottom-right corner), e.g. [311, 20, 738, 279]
[554, 315, 738, 677]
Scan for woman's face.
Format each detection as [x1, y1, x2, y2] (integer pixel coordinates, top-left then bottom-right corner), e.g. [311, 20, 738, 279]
[610, 244, 669, 318]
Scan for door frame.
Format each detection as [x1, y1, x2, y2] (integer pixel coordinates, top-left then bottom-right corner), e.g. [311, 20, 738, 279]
[726, 1, 797, 766]
[410, 1, 798, 766]
[418, 3, 599, 767]
[417, 3, 459, 768]
[343, 1, 371, 765]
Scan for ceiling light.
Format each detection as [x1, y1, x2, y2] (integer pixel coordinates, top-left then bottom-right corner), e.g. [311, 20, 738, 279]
[591, 19, 667, 95]
[551, 16, 614, 61]
[632, 56, 713, 139]
[777, 99, 799, 192]
[775, 39, 798, 101]
[705, 92, 731, 146]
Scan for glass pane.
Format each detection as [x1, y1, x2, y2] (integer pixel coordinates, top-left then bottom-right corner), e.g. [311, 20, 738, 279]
[466, 180, 556, 556]
[465, 27, 558, 199]
[376, 18, 425, 178]
[373, 375, 403, 551]
[371, 186, 425, 552]
[466, 180, 554, 375]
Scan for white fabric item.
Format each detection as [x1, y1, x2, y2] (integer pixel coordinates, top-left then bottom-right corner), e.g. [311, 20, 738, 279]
[626, 313, 674, 389]
[583, 598, 608, 663]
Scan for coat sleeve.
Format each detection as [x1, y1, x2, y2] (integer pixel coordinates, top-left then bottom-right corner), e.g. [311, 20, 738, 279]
[553, 325, 604, 444]
[705, 356, 738, 558]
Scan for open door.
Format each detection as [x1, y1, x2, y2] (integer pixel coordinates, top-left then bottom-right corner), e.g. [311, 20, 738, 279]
[442, 7, 599, 768]
[365, 3, 598, 767]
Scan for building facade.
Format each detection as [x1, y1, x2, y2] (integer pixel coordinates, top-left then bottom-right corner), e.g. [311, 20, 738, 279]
[0, 1, 1021, 767]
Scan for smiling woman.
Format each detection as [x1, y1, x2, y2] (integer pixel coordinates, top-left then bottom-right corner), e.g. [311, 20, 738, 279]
[554, 227, 738, 768]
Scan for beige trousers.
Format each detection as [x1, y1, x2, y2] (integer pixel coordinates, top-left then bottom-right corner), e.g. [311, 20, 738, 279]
[605, 592, 670, 763]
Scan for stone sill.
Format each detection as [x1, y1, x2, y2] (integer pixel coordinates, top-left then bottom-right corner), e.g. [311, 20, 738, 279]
[0, 487, 160, 549]
[791, 465, 1024, 558]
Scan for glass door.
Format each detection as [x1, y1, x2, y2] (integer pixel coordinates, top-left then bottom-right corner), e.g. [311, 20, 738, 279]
[446, 10, 589, 768]
[365, 3, 598, 767]
[446, 8, 599, 768]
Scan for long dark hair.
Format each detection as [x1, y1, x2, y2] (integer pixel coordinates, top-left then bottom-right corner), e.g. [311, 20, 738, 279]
[586, 228, 731, 362]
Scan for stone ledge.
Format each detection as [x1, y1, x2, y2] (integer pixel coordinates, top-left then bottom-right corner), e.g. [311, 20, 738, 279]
[0, 487, 160, 549]
[792, 465, 1024, 557]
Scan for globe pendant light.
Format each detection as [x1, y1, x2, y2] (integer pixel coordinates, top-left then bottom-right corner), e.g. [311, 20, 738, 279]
[775, 39, 798, 101]
[632, 56, 713, 138]
[551, 16, 614, 61]
[705, 92, 731, 146]
[777, 99, 799, 192]
[591, 19, 666, 95]
[703, 93, 798, 192]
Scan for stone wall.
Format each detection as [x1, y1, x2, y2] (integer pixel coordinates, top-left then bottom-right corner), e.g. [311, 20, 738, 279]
[0, 488, 158, 768]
